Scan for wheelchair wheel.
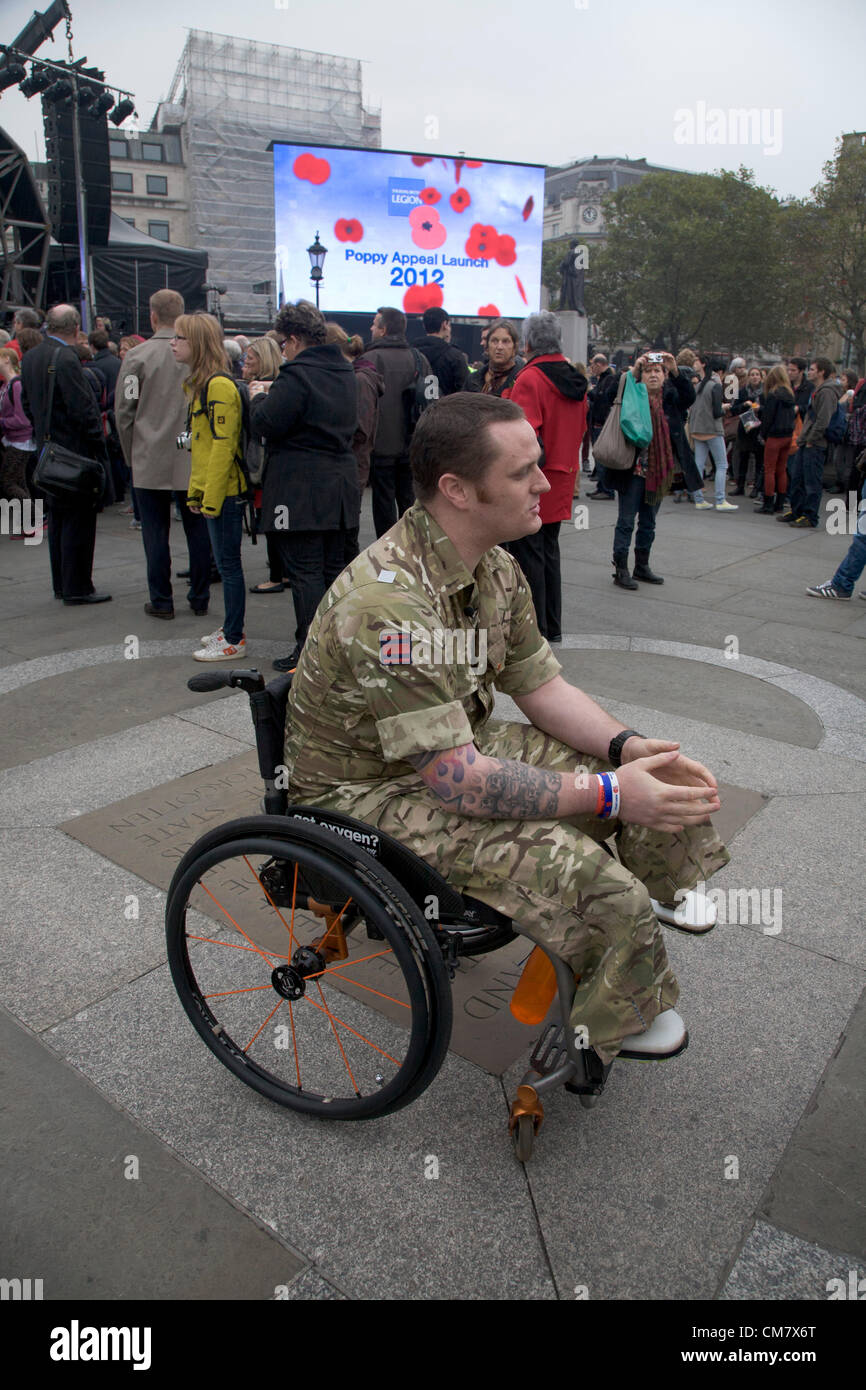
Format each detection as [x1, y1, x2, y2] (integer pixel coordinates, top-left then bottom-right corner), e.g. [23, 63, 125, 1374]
[166, 819, 452, 1120]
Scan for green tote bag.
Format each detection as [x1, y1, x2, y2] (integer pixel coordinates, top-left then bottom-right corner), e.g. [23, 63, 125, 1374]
[620, 373, 653, 448]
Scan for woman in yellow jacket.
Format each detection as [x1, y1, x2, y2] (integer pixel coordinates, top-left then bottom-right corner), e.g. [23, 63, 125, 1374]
[171, 313, 247, 661]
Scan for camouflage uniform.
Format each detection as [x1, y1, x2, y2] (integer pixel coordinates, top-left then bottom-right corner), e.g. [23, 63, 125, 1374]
[285, 503, 730, 1061]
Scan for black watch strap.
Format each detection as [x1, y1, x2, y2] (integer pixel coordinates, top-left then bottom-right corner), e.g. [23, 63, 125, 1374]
[608, 729, 645, 767]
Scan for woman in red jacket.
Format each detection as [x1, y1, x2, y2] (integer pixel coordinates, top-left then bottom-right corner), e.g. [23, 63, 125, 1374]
[504, 312, 587, 642]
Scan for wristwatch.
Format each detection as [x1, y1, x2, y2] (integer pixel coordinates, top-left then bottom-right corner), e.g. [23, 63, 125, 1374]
[608, 729, 645, 767]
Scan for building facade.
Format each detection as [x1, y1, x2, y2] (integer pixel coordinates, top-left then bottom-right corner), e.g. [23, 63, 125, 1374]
[108, 125, 189, 247]
[154, 30, 381, 330]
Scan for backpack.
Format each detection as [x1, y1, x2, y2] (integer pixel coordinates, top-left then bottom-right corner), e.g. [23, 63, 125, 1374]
[403, 348, 439, 433]
[824, 401, 848, 446]
[195, 373, 259, 542]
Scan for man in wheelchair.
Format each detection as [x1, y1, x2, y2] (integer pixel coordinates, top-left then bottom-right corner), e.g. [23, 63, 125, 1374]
[282, 392, 730, 1065]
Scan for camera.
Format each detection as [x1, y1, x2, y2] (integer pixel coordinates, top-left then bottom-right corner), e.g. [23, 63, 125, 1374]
[647, 352, 664, 364]
[176, 430, 192, 451]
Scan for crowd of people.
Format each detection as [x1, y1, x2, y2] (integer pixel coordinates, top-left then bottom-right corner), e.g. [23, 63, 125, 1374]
[2, 297, 865, 664]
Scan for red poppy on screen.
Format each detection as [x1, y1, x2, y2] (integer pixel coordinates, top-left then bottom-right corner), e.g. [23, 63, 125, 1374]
[409, 205, 447, 249]
[411, 155, 433, 167]
[515, 276, 528, 305]
[494, 234, 516, 266]
[420, 187, 441, 205]
[465, 223, 499, 259]
[334, 218, 363, 242]
[465, 160, 483, 168]
[478, 304, 500, 317]
[403, 283, 444, 314]
[293, 153, 330, 185]
[450, 188, 471, 213]
[522, 196, 534, 221]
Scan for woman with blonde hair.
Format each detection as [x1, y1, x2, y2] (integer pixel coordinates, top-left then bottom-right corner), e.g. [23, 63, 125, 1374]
[171, 312, 247, 660]
[756, 363, 796, 514]
[244, 336, 288, 593]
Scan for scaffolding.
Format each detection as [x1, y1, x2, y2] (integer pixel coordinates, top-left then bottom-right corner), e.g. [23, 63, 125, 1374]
[163, 30, 381, 328]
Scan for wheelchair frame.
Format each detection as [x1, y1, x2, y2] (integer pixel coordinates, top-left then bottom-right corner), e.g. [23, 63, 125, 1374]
[165, 668, 613, 1160]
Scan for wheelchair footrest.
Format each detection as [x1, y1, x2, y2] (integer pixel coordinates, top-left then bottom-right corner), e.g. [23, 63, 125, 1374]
[529, 1023, 569, 1077]
[564, 1051, 612, 1097]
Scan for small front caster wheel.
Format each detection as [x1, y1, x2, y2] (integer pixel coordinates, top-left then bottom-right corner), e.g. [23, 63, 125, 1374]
[512, 1113, 536, 1162]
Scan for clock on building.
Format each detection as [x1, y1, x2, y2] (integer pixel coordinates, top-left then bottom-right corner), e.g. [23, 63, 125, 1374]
[582, 205, 598, 225]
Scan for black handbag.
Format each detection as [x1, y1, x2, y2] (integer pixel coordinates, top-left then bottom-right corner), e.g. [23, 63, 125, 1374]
[33, 349, 107, 502]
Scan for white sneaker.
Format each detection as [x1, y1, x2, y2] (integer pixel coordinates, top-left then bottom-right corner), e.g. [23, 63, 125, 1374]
[715, 500, 738, 511]
[652, 891, 717, 934]
[193, 635, 246, 662]
[618, 1008, 688, 1060]
[200, 626, 224, 645]
[693, 499, 713, 510]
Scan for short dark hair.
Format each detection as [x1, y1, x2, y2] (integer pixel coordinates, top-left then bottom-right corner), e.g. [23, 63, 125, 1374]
[422, 307, 450, 333]
[16, 327, 42, 354]
[274, 298, 326, 346]
[377, 306, 406, 337]
[410, 392, 525, 502]
[88, 329, 109, 351]
[811, 356, 835, 380]
[843, 368, 859, 389]
[787, 356, 807, 372]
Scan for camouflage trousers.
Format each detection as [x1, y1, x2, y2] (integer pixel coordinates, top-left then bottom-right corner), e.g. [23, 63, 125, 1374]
[305, 720, 731, 1062]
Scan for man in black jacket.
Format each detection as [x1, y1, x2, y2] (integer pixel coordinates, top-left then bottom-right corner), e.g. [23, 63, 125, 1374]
[364, 307, 432, 537]
[21, 304, 111, 604]
[413, 307, 471, 397]
[251, 299, 360, 670]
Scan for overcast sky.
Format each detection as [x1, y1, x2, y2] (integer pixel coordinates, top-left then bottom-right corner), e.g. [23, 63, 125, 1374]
[2, 0, 862, 200]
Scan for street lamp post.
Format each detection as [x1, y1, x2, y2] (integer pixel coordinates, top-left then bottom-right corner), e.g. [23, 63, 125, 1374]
[307, 231, 327, 309]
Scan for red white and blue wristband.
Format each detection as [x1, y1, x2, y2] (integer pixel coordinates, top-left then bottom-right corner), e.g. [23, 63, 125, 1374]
[595, 771, 621, 819]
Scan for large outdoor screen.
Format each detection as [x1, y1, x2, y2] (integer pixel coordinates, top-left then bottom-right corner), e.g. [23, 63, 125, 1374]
[273, 143, 545, 319]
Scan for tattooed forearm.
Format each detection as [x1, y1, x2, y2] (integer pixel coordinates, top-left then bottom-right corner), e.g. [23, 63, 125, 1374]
[407, 744, 568, 819]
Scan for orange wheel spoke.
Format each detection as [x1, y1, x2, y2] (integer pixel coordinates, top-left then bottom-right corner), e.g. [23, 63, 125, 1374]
[288, 1001, 302, 1089]
[197, 881, 278, 967]
[245, 997, 285, 1053]
[308, 947, 395, 979]
[314, 980, 360, 1094]
[303, 990, 401, 1067]
[317, 975, 410, 1010]
[203, 985, 273, 998]
[243, 855, 299, 951]
[188, 933, 287, 961]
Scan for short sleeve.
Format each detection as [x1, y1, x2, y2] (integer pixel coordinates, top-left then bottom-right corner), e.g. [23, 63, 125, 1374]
[495, 558, 561, 697]
[330, 596, 475, 762]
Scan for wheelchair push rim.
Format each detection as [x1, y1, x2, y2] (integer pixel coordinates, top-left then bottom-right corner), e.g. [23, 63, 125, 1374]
[165, 829, 452, 1120]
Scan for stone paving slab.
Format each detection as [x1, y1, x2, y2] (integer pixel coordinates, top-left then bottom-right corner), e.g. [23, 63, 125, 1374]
[44, 965, 557, 1301]
[758, 984, 866, 1259]
[505, 912, 864, 1301]
[0, 1007, 308, 1300]
[0, 830, 172, 1033]
[0, 715, 246, 826]
[719, 1220, 865, 1301]
[562, 649, 822, 746]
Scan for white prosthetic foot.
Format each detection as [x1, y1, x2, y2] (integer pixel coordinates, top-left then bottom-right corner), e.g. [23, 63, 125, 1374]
[618, 1008, 689, 1061]
[651, 891, 717, 934]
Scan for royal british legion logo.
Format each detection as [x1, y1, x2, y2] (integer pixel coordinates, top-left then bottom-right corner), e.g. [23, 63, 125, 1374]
[379, 630, 412, 665]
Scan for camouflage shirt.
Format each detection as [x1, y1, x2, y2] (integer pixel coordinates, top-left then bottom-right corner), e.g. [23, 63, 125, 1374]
[284, 502, 561, 798]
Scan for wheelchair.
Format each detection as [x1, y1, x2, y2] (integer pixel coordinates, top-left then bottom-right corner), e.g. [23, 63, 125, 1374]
[165, 668, 614, 1161]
